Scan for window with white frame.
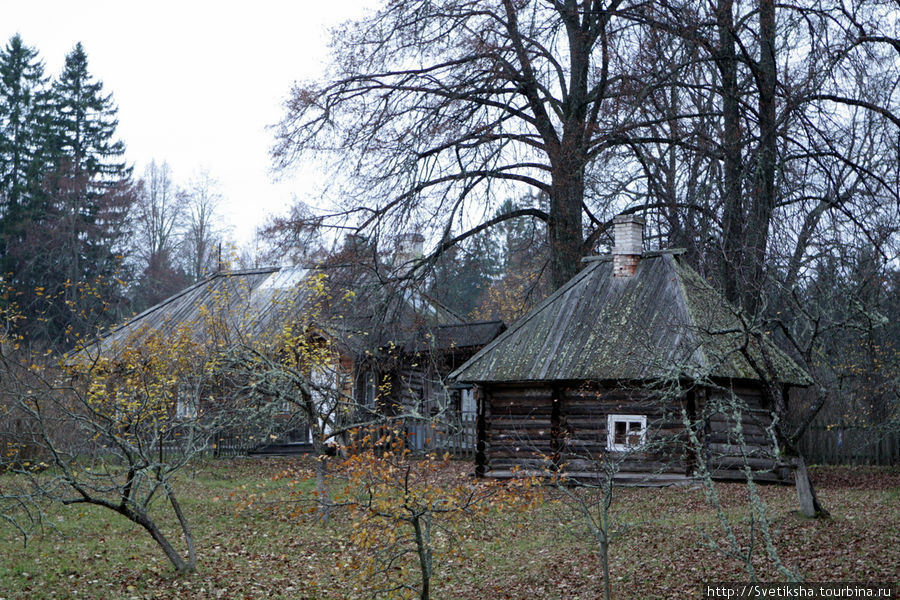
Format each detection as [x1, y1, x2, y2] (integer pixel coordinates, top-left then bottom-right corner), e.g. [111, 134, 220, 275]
[460, 387, 476, 419]
[176, 396, 198, 419]
[274, 397, 293, 415]
[606, 414, 647, 452]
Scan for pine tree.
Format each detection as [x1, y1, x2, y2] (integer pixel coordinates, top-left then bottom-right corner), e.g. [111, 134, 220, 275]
[49, 43, 127, 180]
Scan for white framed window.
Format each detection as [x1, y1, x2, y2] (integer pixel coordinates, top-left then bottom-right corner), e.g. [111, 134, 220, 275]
[606, 414, 647, 452]
[176, 396, 198, 419]
[274, 398, 293, 415]
[175, 383, 198, 419]
[460, 387, 476, 419]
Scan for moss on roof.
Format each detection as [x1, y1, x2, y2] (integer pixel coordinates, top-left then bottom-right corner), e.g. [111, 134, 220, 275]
[450, 254, 811, 386]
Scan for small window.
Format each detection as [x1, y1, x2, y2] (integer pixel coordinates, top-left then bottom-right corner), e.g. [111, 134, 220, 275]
[460, 387, 476, 418]
[176, 396, 198, 419]
[274, 398, 292, 415]
[607, 414, 646, 452]
[363, 371, 377, 407]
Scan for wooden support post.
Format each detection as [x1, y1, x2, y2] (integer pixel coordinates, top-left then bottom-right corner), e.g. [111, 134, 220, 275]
[550, 386, 562, 470]
[475, 386, 486, 477]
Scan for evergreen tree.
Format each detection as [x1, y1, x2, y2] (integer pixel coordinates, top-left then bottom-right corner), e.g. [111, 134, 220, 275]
[49, 43, 127, 181]
[428, 234, 500, 319]
[0, 34, 51, 276]
[8, 43, 134, 348]
[474, 196, 550, 322]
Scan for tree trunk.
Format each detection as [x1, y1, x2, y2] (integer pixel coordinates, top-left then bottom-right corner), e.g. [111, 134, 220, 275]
[129, 508, 193, 573]
[600, 537, 612, 600]
[167, 488, 197, 572]
[742, 0, 778, 315]
[765, 380, 829, 519]
[793, 453, 829, 518]
[716, 0, 745, 306]
[412, 513, 433, 600]
[314, 449, 331, 524]
[547, 2, 592, 291]
[548, 163, 584, 290]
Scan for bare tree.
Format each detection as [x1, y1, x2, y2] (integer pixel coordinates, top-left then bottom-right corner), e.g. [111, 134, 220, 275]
[131, 160, 189, 308]
[275, 0, 898, 314]
[273, 0, 649, 289]
[183, 170, 226, 280]
[0, 321, 268, 574]
[625, 0, 900, 312]
[133, 161, 182, 267]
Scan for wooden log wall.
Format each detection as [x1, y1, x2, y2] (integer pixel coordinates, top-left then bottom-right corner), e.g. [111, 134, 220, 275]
[482, 383, 689, 479]
[560, 386, 687, 476]
[483, 385, 556, 473]
[481, 381, 790, 483]
[701, 385, 789, 482]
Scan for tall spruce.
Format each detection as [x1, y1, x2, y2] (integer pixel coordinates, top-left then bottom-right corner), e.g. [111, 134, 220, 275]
[10, 42, 134, 348]
[0, 34, 50, 279]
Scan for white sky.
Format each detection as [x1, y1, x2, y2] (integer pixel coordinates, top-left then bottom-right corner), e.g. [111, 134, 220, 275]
[2, 0, 376, 247]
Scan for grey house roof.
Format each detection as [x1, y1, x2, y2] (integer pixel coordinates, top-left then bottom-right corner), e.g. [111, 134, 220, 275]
[74, 267, 317, 360]
[450, 253, 811, 386]
[74, 265, 471, 362]
[410, 320, 507, 353]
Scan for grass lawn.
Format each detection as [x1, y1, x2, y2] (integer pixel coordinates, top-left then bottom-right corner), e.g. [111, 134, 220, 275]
[1, 458, 897, 599]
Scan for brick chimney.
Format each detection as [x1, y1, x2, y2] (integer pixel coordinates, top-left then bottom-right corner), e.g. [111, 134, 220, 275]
[612, 214, 644, 277]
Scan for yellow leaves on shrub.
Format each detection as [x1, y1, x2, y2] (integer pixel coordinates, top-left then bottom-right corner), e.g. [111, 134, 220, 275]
[72, 322, 210, 429]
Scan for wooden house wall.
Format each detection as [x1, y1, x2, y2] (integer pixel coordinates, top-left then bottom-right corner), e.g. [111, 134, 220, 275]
[560, 386, 687, 477]
[482, 385, 556, 474]
[395, 364, 427, 413]
[701, 384, 789, 481]
[481, 383, 687, 480]
[479, 381, 790, 483]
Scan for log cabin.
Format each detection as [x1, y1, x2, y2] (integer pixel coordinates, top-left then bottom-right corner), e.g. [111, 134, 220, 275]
[72, 262, 504, 454]
[450, 215, 812, 484]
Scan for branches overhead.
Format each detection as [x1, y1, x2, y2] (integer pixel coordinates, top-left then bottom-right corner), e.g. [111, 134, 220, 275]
[273, 0, 898, 307]
[274, 0, 638, 288]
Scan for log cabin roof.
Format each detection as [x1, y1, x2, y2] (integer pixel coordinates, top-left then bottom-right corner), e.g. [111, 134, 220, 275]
[72, 267, 316, 361]
[72, 265, 470, 363]
[450, 253, 811, 386]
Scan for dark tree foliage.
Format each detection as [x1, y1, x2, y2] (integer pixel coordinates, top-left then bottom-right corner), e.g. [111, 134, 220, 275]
[0, 40, 134, 349]
[48, 43, 128, 182]
[427, 234, 499, 319]
[0, 35, 51, 280]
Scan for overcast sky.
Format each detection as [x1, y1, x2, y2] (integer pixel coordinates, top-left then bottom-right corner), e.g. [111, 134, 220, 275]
[2, 0, 375, 247]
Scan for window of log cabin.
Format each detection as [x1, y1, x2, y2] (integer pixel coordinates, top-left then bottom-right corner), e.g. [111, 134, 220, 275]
[460, 387, 476, 420]
[176, 396, 198, 419]
[607, 414, 647, 452]
[176, 383, 198, 419]
[363, 370, 376, 407]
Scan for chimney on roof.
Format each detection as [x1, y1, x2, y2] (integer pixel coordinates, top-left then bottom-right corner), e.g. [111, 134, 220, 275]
[612, 214, 644, 277]
[394, 233, 425, 273]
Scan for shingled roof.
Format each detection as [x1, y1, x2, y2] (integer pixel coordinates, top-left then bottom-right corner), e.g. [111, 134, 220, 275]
[410, 320, 507, 353]
[450, 252, 811, 386]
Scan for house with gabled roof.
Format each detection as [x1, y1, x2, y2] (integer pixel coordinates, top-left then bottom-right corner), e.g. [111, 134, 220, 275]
[451, 214, 811, 483]
[74, 262, 505, 454]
